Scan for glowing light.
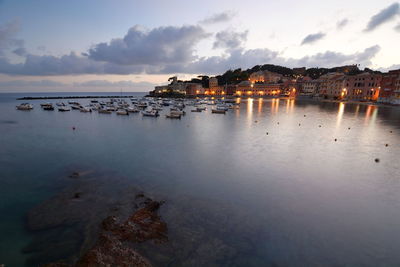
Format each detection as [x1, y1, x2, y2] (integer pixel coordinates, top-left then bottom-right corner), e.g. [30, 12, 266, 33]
[221, 91, 225, 95]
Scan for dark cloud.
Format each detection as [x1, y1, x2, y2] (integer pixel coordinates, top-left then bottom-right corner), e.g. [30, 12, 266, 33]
[301, 32, 326, 45]
[0, 79, 155, 92]
[160, 45, 380, 75]
[337, 19, 349, 30]
[199, 11, 234, 24]
[12, 47, 27, 56]
[364, 2, 400, 32]
[289, 45, 380, 68]
[213, 30, 248, 50]
[0, 52, 156, 75]
[0, 44, 381, 76]
[87, 25, 209, 65]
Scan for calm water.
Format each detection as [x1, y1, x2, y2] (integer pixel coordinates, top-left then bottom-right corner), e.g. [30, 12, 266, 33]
[0, 93, 400, 266]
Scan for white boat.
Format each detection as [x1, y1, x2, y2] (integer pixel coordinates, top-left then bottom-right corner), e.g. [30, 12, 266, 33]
[56, 102, 65, 106]
[216, 105, 229, 111]
[71, 104, 82, 110]
[116, 109, 129, 115]
[170, 110, 185, 116]
[142, 110, 159, 117]
[16, 103, 33, 110]
[80, 106, 92, 113]
[127, 106, 140, 113]
[58, 106, 71, 112]
[137, 102, 148, 108]
[166, 113, 181, 119]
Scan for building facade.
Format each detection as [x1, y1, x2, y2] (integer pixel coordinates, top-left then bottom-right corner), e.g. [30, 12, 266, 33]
[344, 72, 381, 101]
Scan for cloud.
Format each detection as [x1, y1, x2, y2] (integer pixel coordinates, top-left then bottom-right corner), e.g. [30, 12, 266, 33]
[0, 20, 25, 55]
[301, 32, 326, 45]
[87, 25, 209, 65]
[213, 30, 248, 50]
[13, 47, 27, 56]
[364, 2, 400, 32]
[395, 23, 400, 32]
[73, 80, 154, 88]
[0, 79, 155, 92]
[161, 45, 380, 75]
[288, 45, 381, 68]
[0, 44, 381, 76]
[199, 11, 234, 24]
[337, 18, 349, 30]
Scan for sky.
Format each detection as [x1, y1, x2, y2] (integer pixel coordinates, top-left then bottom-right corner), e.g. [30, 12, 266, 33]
[0, 0, 400, 92]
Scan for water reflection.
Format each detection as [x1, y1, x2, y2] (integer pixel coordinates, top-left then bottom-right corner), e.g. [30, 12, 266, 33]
[271, 98, 280, 114]
[336, 102, 345, 129]
[247, 98, 253, 121]
[364, 105, 378, 126]
[257, 98, 263, 114]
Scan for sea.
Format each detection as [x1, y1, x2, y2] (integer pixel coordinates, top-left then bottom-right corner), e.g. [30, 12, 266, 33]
[0, 92, 400, 267]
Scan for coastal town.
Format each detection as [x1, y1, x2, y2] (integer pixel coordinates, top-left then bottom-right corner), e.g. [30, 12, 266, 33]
[151, 64, 400, 105]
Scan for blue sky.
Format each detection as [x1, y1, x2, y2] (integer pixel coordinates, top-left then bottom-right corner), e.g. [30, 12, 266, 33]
[0, 0, 400, 92]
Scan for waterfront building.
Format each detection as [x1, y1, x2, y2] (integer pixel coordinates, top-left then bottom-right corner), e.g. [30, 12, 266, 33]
[234, 80, 282, 96]
[205, 77, 226, 95]
[301, 80, 320, 96]
[378, 69, 400, 104]
[249, 70, 283, 83]
[344, 72, 381, 101]
[185, 83, 204, 96]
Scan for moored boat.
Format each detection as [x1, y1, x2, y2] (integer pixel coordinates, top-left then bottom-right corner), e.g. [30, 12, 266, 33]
[58, 106, 71, 112]
[166, 113, 181, 119]
[16, 103, 33, 110]
[211, 109, 226, 114]
[116, 109, 129, 115]
[142, 110, 159, 117]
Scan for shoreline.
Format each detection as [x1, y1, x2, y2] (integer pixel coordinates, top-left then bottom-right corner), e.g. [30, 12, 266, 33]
[15, 94, 400, 109]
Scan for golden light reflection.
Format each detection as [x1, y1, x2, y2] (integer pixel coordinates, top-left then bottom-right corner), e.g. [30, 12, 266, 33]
[247, 98, 253, 121]
[271, 98, 280, 114]
[364, 105, 378, 125]
[258, 98, 263, 114]
[336, 102, 345, 128]
[286, 99, 290, 113]
[354, 105, 360, 118]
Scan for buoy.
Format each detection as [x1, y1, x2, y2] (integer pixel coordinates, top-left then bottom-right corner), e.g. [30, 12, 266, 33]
[304, 115, 306, 117]
[385, 144, 389, 147]
[266, 132, 269, 135]
[348, 127, 351, 130]
[375, 158, 380, 163]
[255, 120, 258, 123]
[319, 125, 322, 128]
[334, 138, 337, 142]
[299, 123, 301, 126]
[72, 126, 76, 130]
[277, 122, 279, 125]
[390, 131, 393, 133]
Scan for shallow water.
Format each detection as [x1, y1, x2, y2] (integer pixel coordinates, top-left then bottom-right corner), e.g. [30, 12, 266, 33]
[0, 93, 399, 266]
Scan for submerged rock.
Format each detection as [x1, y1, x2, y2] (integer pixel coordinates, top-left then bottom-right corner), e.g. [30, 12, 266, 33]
[24, 169, 167, 267]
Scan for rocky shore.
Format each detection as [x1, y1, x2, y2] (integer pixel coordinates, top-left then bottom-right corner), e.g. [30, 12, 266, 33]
[23, 169, 167, 267]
